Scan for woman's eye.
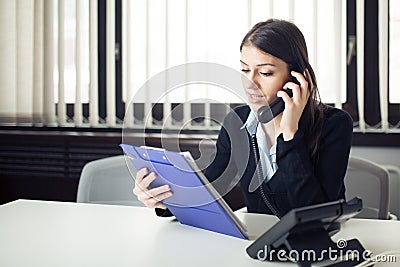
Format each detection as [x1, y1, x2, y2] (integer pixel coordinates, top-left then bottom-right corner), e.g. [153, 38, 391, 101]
[260, 72, 272, 77]
[241, 69, 250, 73]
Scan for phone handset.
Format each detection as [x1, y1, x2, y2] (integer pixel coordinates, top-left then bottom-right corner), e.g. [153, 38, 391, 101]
[256, 77, 299, 123]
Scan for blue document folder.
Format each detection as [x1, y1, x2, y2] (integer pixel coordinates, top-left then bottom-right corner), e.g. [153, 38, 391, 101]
[120, 144, 248, 239]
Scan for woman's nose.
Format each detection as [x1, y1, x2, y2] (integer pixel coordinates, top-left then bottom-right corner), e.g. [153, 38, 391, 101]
[243, 71, 259, 89]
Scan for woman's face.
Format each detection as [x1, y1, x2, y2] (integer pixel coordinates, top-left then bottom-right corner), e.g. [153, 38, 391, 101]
[240, 45, 291, 111]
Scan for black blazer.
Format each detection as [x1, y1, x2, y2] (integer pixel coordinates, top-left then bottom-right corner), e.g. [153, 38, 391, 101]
[203, 105, 353, 216]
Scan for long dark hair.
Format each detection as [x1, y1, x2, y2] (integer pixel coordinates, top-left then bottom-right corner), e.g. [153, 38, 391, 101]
[240, 19, 324, 161]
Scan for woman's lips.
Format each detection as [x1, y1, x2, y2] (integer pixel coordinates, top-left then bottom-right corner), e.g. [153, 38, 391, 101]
[247, 92, 266, 104]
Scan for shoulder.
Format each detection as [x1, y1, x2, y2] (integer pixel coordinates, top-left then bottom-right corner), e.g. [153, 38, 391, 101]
[223, 105, 250, 126]
[215, 105, 250, 149]
[322, 105, 353, 129]
[320, 105, 353, 138]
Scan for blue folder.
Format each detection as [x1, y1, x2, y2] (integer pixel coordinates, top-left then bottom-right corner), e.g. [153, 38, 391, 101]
[120, 144, 248, 239]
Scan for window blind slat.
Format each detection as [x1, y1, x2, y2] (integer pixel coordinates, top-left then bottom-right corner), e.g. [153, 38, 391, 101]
[269, 0, 274, 18]
[144, 102, 152, 128]
[33, 0, 44, 126]
[89, 0, 98, 126]
[288, 0, 295, 21]
[0, 1, 16, 124]
[144, 0, 152, 128]
[43, 0, 56, 126]
[204, 99, 210, 128]
[247, 0, 252, 28]
[183, 1, 190, 128]
[379, 0, 389, 132]
[313, 0, 318, 71]
[16, 0, 34, 124]
[163, 0, 171, 128]
[122, 0, 133, 128]
[74, 0, 83, 126]
[106, 0, 116, 127]
[333, 0, 343, 109]
[340, 1, 347, 107]
[58, 0, 66, 126]
[356, 0, 366, 132]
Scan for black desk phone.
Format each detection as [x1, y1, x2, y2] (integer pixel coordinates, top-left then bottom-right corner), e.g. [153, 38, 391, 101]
[257, 77, 299, 123]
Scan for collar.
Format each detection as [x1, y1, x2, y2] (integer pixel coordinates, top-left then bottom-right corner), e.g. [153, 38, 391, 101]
[240, 110, 258, 135]
[241, 110, 277, 156]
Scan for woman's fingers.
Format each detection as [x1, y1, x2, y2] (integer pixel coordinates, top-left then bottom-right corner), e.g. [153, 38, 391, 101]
[137, 172, 158, 191]
[133, 167, 173, 209]
[135, 168, 148, 184]
[291, 70, 308, 86]
[283, 70, 310, 104]
[290, 71, 307, 101]
[277, 90, 293, 103]
[133, 169, 156, 195]
[278, 70, 312, 140]
[146, 185, 171, 200]
[137, 186, 172, 208]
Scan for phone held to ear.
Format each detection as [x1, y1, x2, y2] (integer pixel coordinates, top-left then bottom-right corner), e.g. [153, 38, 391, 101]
[256, 76, 300, 123]
[256, 89, 293, 123]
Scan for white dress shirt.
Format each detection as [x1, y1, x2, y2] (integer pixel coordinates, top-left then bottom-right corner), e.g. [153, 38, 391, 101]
[241, 111, 277, 182]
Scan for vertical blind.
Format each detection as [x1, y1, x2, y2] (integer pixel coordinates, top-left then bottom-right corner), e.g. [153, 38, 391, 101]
[121, 0, 349, 130]
[0, 0, 398, 132]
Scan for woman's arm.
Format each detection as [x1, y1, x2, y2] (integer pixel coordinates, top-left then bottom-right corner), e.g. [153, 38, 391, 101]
[275, 107, 353, 209]
[204, 122, 237, 184]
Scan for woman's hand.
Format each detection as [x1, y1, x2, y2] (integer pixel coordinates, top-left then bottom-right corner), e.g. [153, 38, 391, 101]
[277, 70, 311, 140]
[133, 168, 173, 209]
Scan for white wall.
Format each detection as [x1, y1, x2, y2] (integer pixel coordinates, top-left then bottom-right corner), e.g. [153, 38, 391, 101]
[350, 146, 400, 166]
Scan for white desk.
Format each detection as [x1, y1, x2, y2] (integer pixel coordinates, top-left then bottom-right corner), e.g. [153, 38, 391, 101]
[0, 200, 399, 267]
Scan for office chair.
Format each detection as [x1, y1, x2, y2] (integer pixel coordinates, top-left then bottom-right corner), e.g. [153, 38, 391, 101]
[344, 156, 390, 219]
[383, 165, 400, 219]
[77, 155, 144, 206]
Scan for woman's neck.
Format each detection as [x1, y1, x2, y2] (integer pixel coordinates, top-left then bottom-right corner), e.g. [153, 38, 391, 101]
[260, 113, 282, 147]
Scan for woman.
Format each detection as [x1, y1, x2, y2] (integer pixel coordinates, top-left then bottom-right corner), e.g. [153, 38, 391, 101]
[133, 19, 353, 217]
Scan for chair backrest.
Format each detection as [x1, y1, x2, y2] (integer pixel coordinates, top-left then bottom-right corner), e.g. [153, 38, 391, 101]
[383, 165, 400, 218]
[344, 156, 390, 219]
[77, 155, 144, 206]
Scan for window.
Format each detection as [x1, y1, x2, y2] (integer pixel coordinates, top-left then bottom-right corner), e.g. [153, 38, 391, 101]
[54, 0, 90, 104]
[346, 0, 400, 133]
[0, 0, 399, 140]
[389, 0, 400, 104]
[121, 0, 347, 130]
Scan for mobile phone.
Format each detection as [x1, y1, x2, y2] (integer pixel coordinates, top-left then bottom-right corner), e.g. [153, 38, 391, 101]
[256, 77, 299, 123]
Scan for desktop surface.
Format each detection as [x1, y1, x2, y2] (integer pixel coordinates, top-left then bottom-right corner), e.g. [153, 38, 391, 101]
[0, 200, 399, 267]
